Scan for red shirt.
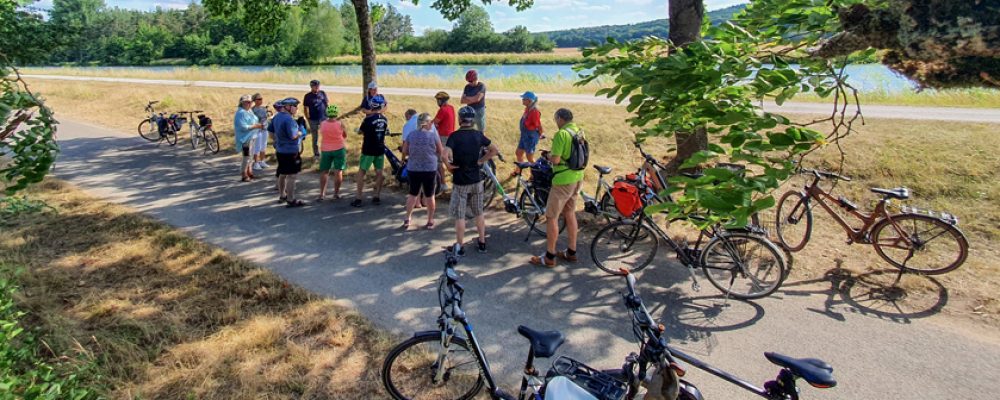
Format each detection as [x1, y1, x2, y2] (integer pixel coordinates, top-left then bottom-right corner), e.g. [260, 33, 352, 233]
[434, 104, 456, 137]
[522, 107, 542, 131]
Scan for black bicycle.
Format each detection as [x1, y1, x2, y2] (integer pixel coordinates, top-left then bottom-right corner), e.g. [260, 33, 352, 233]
[137, 101, 178, 145]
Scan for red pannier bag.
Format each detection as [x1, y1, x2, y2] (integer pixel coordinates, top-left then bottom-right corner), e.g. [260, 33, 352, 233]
[611, 181, 643, 218]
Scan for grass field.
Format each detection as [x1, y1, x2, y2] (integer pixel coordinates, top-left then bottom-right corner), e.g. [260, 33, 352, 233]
[22, 66, 1000, 108]
[0, 180, 392, 399]
[25, 78, 1000, 325]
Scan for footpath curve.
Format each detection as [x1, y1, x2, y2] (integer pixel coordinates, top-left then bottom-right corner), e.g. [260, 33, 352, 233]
[51, 119, 1000, 399]
[25, 74, 1000, 123]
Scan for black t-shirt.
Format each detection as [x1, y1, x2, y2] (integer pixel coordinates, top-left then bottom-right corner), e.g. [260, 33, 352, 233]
[463, 82, 486, 109]
[360, 114, 389, 156]
[446, 128, 491, 185]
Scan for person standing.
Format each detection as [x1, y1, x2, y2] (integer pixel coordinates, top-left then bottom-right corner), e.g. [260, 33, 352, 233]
[402, 113, 445, 230]
[274, 98, 306, 207]
[251, 93, 270, 170]
[530, 108, 585, 267]
[445, 106, 499, 254]
[514, 91, 544, 176]
[401, 109, 418, 142]
[303, 79, 328, 162]
[433, 91, 456, 190]
[234, 94, 263, 182]
[345, 81, 388, 118]
[317, 105, 347, 201]
[460, 70, 487, 132]
[351, 96, 389, 208]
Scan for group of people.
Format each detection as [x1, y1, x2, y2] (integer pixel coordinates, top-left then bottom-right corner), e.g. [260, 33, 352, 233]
[231, 70, 587, 265]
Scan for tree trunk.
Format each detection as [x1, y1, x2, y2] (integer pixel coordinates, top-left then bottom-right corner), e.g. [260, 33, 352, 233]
[664, 0, 707, 175]
[352, 0, 377, 94]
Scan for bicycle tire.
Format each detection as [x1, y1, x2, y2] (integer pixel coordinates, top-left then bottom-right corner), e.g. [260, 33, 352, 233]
[871, 213, 969, 275]
[164, 124, 178, 146]
[775, 191, 813, 252]
[481, 160, 497, 208]
[700, 231, 787, 299]
[189, 128, 199, 149]
[518, 187, 565, 236]
[137, 119, 160, 142]
[203, 128, 220, 154]
[590, 219, 658, 275]
[381, 332, 485, 400]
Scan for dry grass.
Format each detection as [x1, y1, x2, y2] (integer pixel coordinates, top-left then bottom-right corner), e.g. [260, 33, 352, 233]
[0, 179, 395, 399]
[319, 50, 587, 65]
[25, 79, 1000, 323]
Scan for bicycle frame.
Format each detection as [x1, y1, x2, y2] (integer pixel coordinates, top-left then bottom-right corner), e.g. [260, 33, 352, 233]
[796, 174, 889, 244]
[580, 170, 614, 216]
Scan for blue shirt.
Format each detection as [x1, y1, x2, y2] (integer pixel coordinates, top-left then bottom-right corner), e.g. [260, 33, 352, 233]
[233, 108, 259, 151]
[272, 112, 300, 154]
[361, 94, 386, 110]
[304, 91, 328, 121]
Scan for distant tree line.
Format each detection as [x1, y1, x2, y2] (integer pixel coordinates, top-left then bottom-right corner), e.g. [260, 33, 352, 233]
[16, 0, 553, 66]
[538, 4, 745, 48]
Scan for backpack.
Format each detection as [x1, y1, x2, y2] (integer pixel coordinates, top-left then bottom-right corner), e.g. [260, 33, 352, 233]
[564, 126, 589, 171]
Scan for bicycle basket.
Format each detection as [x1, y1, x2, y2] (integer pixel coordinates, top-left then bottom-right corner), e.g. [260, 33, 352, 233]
[547, 356, 627, 400]
[197, 114, 212, 127]
[611, 180, 643, 218]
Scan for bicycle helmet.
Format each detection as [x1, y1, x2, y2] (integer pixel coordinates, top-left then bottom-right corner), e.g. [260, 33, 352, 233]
[326, 104, 339, 118]
[434, 91, 450, 101]
[281, 97, 300, 107]
[368, 95, 386, 110]
[458, 105, 477, 122]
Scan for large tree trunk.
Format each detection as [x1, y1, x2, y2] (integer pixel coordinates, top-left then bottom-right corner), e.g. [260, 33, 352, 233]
[664, 0, 707, 175]
[352, 0, 377, 93]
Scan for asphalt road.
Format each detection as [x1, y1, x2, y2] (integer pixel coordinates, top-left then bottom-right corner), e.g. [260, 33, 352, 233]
[53, 119, 1000, 399]
[25, 74, 1000, 123]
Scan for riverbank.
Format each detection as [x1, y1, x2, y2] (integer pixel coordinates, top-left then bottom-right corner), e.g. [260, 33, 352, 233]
[320, 49, 587, 65]
[22, 66, 1000, 108]
[0, 179, 392, 398]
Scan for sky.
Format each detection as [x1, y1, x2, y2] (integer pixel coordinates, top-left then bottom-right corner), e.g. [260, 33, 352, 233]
[31, 0, 748, 33]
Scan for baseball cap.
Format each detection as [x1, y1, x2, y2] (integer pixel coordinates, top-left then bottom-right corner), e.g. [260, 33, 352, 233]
[239, 94, 253, 103]
[309, 79, 320, 86]
[281, 97, 300, 107]
[520, 91, 537, 102]
[367, 81, 378, 90]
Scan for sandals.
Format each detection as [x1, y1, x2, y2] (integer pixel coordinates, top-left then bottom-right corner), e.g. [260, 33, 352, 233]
[424, 221, 435, 230]
[315, 196, 325, 202]
[372, 197, 382, 205]
[350, 199, 363, 208]
[529, 254, 556, 267]
[278, 196, 287, 204]
[286, 199, 306, 208]
[556, 249, 579, 263]
[401, 219, 410, 229]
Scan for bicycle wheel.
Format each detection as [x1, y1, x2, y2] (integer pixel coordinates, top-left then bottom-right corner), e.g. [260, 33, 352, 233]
[871, 213, 968, 275]
[203, 128, 220, 154]
[137, 119, 160, 142]
[700, 232, 786, 299]
[518, 187, 565, 236]
[481, 160, 497, 208]
[597, 192, 622, 224]
[381, 332, 485, 400]
[591, 219, 658, 275]
[774, 191, 813, 252]
[164, 124, 178, 146]
[189, 128, 199, 149]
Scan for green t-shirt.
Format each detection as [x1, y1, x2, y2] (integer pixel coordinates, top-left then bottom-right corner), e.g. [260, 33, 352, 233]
[551, 122, 585, 186]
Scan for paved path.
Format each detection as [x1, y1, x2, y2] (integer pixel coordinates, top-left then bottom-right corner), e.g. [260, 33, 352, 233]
[25, 74, 1000, 123]
[54, 119, 1000, 399]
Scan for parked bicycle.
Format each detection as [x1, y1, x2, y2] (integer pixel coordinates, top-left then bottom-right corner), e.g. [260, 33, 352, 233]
[579, 164, 622, 224]
[482, 153, 566, 239]
[173, 110, 219, 154]
[137, 101, 178, 146]
[774, 168, 968, 280]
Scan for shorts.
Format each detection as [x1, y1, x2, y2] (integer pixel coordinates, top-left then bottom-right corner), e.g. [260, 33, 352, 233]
[253, 130, 268, 153]
[545, 181, 583, 219]
[359, 154, 385, 171]
[320, 148, 347, 171]
[518, 130, 540, 154]
[408, 170, 437, 197]
[276, 152, 302, 175]
[449, 182, 484, 218]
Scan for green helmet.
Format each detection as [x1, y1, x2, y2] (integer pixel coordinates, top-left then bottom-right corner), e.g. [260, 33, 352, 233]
[326, 104, 339, 118]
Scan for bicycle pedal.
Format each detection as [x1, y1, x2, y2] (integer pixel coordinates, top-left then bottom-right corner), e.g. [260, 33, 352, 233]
[691, 281, 701, 292]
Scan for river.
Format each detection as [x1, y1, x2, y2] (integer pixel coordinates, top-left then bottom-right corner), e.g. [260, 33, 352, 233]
[31, 63, 916, 93]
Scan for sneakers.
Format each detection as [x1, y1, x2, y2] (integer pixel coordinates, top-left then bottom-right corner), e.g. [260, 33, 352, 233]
[372, 197, 381, 205]
[477, 240, 487, 253]
[350, 199, 363, 208]
[252, 162, 263, 170]
[457, 246, 466, 257]
[260, 161, 270, 169]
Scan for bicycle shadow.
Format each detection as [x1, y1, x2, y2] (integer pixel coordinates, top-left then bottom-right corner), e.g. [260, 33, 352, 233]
[779, 260, 949, 325]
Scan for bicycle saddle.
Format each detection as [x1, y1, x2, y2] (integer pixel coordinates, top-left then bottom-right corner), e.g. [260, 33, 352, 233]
[764, 352, 836, 388]
[593, 165, 612, 175]
[870, 187, 910, 200]
[517, 325, 565, 358]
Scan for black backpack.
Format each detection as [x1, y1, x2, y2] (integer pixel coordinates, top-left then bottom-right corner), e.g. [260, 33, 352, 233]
[564, 126, 589, 171]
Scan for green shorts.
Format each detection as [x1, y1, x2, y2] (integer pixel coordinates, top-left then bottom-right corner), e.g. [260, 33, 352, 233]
[320, 149, 347, 171]
[359, 154, 385, 171]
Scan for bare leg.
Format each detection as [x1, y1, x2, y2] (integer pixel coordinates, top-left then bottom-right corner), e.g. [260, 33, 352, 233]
[546, 216, 560, 254]
[426, 196, 436, 225]
[563, 208, 578, 252]
[278, 175, 287, 197]
[374, 170, 384, 198]
[476, 214, 486, 244]
[333, 170, 343, 197]
[455, 218, 465, 247]
[319, 171, 329, 199]
[404, 195, 417, 221]
[355, 169, 366, 200]
[284, 174, 298, 201]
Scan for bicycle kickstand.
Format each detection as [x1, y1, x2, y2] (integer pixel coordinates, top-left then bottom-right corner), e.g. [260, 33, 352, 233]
[525, 218, 538, 242]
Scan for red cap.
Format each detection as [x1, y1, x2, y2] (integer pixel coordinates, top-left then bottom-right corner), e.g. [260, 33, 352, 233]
[465, 70, 478, 82]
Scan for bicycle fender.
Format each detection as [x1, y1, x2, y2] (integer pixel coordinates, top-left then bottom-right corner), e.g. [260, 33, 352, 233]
[412, 330, 440, 338]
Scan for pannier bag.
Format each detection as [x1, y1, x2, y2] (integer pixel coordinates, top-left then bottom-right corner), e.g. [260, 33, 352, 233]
[197, 114, 213, 127]
[611, 180, 643, 218]
[531, 159, 554, 189]
[156, 117, 170, 135]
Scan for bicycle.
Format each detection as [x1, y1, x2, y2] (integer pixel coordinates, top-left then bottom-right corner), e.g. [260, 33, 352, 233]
[774, 168, 968, 280]
[176, 110, 219, 154]
[611, 270, 837, 400]
[591, 182, 787, 299]
[579, 163, 622, 225]
[137, 101, 178, 146]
